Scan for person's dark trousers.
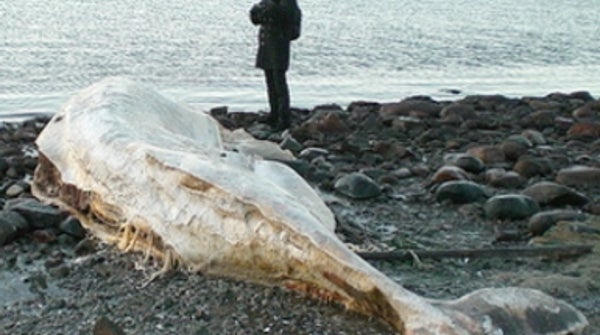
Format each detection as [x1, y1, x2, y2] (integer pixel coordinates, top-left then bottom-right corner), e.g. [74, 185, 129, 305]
[264, 69, 290, 130]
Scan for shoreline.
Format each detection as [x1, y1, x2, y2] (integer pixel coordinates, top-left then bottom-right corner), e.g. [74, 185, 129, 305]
[2, 90, 600, 334]
[1, 86, 597, 123]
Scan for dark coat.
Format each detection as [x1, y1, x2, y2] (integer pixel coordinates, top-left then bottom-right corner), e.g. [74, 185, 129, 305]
[250, 0, 297, 70]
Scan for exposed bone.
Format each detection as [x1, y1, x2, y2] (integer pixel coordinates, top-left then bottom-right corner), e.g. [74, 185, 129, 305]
[32, 77, 588, 335]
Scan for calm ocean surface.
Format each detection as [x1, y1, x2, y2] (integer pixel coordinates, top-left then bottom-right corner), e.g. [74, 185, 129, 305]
[1, 0, 599, 119]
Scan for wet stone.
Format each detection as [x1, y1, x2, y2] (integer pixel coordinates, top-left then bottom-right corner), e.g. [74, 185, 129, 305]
[245, 123, 272, 140]
[391, 116, 424, 133]
[485, 169, 526, 189]
[409, 164, 431, 178]
[371, 140, 408, 160]
[5, 182, 29, 198]
[429, 165, 470, 186]
[73, 238, 99, 256]
[521, 129, 546, 145]
[439, 103, 476, 120]
[360, 168, 387, 182]
[556, 165, 600, 186]
[57, 233, 77, 246]
[279, 135, 303, 153]
[435, 180, 489, 204]
[298, 147, 329, 161]
[45, 298, 68, 312]
[334, 172, 381, 200]
[58, 216, 87, 239]
[0, 210, 30, 246]
[527, 99, 562, 112]
[281, 159, 311, 179]
[93, 316, 127, 335]
[567, 122, 600, 140]
[440, 113, 463, 125]
[572, 105, 597, 119]
[30, 228, 58, 243]
[500, 137, 530, 161]
[4, 198, 66, 229]
[48, 264, 70, 279]
[443, 153, 485, 173]
[347, 101, 381, 122]
[521, 110, 557, 128]
[522, 181, 589, 207]
[528, 210, 587, 236]
[391, 167, 412, 179]
[378, 98, 442, 120]
[484, 194, 540, 220]
[295, 110, 350, 138]
[467, 145, 506, 165]
[418, 127, 456, 148]
[0, 157, 9, 174]
[513, 156, 552, 179]
[0, 218, 18, 246]
[554, 116, 575, 130]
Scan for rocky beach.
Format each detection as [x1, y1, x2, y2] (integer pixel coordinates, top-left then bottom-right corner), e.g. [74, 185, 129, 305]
[2, 91, 600, 334]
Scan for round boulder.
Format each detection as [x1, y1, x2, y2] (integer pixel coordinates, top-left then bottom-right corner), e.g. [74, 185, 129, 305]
[484, 194, 540, 220]
[0, 210, 30, 246]
[567, 122, 600, 140]
[59, 216, 87, 239]
[521, 129, 546, 145]
[334, 172, 381, 200]
[435, 180, 489, 204]
[485, 169, 526, 189]
[522, 181, 589, 207]
[299, 147, 329, 161]
[467, 145, 505, 165]
[279, 135, 303, 153]
[528, 210, 587, 236]
[429, 165, 470, 186]
[4, 198, 66, 229]
[501, 136, 531, 161]
[444, 153, 485, 173]
[556, 165, 600, 186]
[440, 103, 476, 120]
[513, 156, 552, 179]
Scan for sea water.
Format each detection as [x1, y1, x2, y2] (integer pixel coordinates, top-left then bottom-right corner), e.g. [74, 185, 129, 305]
[1, 0, 599, 119]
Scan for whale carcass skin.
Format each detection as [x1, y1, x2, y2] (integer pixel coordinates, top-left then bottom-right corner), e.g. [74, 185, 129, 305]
[32, 77, 587, 335]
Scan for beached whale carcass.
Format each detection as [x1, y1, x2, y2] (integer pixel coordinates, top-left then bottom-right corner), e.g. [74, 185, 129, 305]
[32, 77, 587, 335]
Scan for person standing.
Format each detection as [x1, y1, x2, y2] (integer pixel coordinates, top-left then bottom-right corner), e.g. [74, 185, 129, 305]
[250, 0, 301, 131]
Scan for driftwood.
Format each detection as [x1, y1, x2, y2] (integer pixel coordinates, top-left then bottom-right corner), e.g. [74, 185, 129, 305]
[32, 77, 588, 335]
[359, 244, 594, 262]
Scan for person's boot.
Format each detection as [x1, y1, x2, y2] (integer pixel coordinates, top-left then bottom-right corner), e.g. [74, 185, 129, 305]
[275, 108, 291, 131]
[263, 94, 279, 127]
